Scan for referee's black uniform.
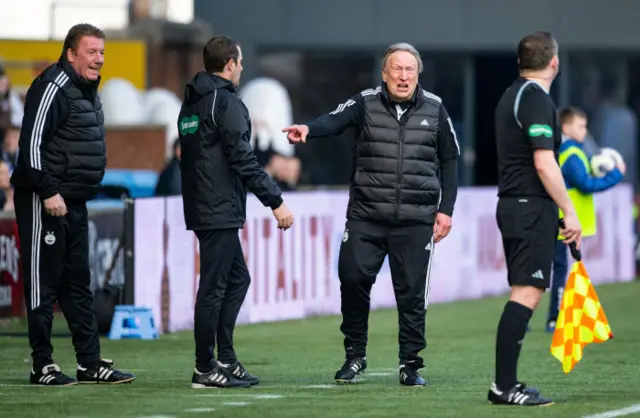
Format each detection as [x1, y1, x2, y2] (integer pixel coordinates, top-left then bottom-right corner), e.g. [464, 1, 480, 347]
[179, 70, 283, 389]
[490, 76, 561, 406]
[302, 84, 459, 385]
[11, 43, 134, 385]
[495, 79, 560, 289]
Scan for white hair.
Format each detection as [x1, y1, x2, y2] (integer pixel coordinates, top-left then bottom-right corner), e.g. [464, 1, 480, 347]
[381, 42, 423, 73]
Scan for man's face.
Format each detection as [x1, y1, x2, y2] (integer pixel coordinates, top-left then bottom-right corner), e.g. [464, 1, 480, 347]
[563, 116, 588, 142]
[229, 46, 243, 87]
[382, 51, 419, 102]
[551, 54, 560, 78]
[67, 36, 105, 81]
[4, 128, 19, 154]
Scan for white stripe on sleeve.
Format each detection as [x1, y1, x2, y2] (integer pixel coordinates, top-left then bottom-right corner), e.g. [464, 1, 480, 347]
[30, 72, 69, 170]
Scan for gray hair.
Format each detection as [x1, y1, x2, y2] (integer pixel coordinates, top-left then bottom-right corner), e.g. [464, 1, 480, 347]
[381, 43, 423, 73]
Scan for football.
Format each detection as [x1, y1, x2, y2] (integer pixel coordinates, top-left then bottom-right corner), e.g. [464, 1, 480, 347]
[600, 147, 625, 167]
[590, 148, 623, 177]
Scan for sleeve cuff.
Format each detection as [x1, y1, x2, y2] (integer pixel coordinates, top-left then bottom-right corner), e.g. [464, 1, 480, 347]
[38, 187, 59, 201]
[438, 203, 454, 217]
[269, 195, 283, 210]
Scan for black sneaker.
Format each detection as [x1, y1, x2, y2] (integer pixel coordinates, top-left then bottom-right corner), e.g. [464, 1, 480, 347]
[399, 364, 427, 386]
[77, 359, 136, 384]
[191, 367, 251, 389]
[30, 364, 77, 386]
[488, 382, 553, 406]
[334, 357, 367, 384]
[218, 361, 259, 386]
[516, 382, 540, 397]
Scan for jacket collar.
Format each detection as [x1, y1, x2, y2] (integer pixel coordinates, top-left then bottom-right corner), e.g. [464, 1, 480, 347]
[59, 55, 101, 92]
[380, 82, 422, 106]
[559, 137, 583, 153]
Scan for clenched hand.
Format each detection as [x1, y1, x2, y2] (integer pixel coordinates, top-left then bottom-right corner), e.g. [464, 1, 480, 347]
[44, 194, 67, 217]
[273, 203, 294, 230]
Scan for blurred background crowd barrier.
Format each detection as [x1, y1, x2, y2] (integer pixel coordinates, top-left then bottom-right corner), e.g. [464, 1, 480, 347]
[0, 0, 638, 333]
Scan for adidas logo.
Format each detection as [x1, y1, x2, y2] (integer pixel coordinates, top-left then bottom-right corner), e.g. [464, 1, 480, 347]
[232, 365, 244, 378]
[531, 270, 544, 280]
[420, 119, 429, 126]
[204, 370, 228, 385]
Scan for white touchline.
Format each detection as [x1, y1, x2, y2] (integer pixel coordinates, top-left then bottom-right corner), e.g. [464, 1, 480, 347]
[223, 402, 251, 406]
[582, 403, 640, 418]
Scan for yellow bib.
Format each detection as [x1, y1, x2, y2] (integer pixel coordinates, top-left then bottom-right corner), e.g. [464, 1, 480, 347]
[557, 146, 596, 239]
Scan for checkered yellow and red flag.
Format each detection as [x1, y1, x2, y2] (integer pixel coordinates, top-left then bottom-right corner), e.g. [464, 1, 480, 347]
[550, 260, 613, 373]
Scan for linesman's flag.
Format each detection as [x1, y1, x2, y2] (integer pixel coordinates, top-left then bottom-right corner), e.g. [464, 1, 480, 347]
[550, 256, 613, 373]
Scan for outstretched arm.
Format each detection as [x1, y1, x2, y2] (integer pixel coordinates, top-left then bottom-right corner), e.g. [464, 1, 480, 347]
[304, 94, 363, 138]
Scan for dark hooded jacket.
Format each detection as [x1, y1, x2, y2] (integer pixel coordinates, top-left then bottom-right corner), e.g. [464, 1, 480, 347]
[178, 72, 283, 231]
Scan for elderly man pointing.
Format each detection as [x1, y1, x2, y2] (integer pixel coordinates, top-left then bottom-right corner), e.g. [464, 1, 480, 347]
[283, 42, 460, 386]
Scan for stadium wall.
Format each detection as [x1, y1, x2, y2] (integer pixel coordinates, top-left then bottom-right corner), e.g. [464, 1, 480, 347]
[0, 186, 634, 330]
[0, 207, 125, 323]
[126, 186, 636, 334]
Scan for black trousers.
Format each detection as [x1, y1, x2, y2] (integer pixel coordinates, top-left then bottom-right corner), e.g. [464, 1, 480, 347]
[14, 189, 100, 370]
[338, 219, 434, 367]
[194, 228, 250, 371]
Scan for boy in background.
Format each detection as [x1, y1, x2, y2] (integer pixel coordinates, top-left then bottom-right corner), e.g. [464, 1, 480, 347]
[546, 107, 625, 332]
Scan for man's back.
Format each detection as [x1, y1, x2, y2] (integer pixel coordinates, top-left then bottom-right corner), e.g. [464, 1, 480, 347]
[495, 78, 561, 198]
[178, 71, 283, 231]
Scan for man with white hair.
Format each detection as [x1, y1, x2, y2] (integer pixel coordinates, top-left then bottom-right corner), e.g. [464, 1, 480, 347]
[283, 42, 460, 386]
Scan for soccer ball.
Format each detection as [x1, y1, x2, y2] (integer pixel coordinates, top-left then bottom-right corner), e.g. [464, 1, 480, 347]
[601, 147, 625, 167]
[590, 148, 623, 177]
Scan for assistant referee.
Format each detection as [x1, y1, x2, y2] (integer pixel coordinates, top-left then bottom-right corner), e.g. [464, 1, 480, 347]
[489, 31, 581, 406]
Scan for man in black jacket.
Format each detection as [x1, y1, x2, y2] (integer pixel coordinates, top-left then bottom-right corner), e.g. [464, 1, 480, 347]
[179, 35, 294, 389]
[10, 23, 135, 386]
[283, 43, 459, 386]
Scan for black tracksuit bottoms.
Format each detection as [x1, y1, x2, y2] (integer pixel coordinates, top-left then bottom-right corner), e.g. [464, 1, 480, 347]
[338, 219, 435, 368]
[193, 228, 250, 371]
[14, 188, 101, 370]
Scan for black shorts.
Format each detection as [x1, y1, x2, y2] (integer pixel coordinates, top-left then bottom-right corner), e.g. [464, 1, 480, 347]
[496, 196, 558, 289]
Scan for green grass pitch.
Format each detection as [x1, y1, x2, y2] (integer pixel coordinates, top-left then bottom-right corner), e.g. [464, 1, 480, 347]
[0, 281, 639, 417]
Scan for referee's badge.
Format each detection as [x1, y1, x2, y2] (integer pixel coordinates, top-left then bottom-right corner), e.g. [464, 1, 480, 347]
[342, 229, 349, 242]
[44, 231, 56, 246]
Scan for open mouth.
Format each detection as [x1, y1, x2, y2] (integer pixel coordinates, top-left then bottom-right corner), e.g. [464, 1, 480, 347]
[398, 83, 409, 89]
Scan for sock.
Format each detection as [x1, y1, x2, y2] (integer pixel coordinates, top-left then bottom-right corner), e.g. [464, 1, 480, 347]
[495, 301, 533, 391]
[195, 360, 214, 374]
